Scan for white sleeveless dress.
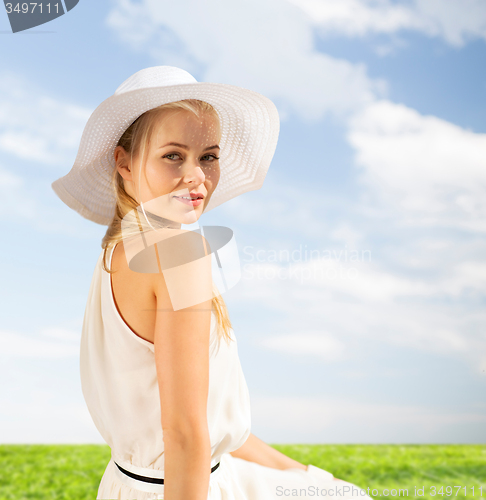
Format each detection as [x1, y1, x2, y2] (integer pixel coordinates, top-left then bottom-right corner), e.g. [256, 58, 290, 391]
[80, 245, 371, 500]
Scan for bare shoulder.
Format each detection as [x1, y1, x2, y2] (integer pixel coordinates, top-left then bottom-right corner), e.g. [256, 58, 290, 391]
[110, 240, 159, 344]
[111, 240, 155, 287]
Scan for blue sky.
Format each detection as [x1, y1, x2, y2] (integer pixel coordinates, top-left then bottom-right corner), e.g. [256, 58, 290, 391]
[0, 0, 485, 444]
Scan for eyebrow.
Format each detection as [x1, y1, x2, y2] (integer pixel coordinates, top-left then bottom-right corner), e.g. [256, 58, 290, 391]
[158, 142, 220, 152]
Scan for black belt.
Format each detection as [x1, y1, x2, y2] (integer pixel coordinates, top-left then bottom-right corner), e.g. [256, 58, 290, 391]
[114, 461, 221, 485]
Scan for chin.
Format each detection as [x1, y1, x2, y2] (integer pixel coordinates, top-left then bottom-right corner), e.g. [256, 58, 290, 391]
[181, 210, 201, 225]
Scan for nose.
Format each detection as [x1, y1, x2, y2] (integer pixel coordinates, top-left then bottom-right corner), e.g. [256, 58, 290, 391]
[182, 157, 206, 186]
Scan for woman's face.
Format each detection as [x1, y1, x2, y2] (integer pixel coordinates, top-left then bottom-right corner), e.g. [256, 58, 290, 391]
[116, 108, 221, 225]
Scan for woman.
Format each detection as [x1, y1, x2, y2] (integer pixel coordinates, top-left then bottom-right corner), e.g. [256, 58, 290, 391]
[52, 66, 371, 500]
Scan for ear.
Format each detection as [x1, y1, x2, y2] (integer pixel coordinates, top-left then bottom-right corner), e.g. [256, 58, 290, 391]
[114, 146, 133, 181]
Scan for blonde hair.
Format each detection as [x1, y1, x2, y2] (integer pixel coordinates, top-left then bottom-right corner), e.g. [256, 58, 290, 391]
[101, 99, 234, 344]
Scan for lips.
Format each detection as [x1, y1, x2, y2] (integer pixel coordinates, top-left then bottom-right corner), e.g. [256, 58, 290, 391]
[173, 192, 205, 207]
[173, 192, 204, 200]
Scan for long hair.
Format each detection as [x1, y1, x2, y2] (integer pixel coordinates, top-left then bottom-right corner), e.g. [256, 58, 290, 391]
[101, 99, 234, 344]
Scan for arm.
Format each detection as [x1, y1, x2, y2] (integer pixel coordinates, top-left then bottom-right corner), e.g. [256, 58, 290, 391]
[152, 232, 214, 500]
[229, 433, 308, 471]
[230, 434, 341, 480]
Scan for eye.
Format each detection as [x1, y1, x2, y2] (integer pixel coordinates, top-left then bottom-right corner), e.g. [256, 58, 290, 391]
[163, 153, 182, 161]
[201, 154, 220, 161]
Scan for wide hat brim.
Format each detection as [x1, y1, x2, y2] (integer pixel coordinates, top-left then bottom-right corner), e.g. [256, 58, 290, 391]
[51, 68, 280, 226]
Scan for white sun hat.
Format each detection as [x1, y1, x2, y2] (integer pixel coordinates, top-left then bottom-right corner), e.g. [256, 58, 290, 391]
[51, 65, 280, 225]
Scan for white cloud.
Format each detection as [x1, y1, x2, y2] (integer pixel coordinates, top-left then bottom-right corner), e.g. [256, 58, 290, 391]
[414, 0, 486, 46]
[329, 223, 364, 248]
[373, 37, 409, 57]
[250, 395, 486, 443]
[225, 165, 485, 377]
[236, 245, 486, 372]
[287, 0, 421, 36]
[0, 71, 92, 166]
[40, 327, 81, 342]
[0, 72, 106, 236]
[0, 355, 102, 444]
[0, 392, 103, 444]
[347, 99, 486, 232]
[0, 329, 79, 358]
[0, 164, 38, 220]
[0, 165, 23, 188]
[259, 332, 348, 361]
[106, 0, 385, 122]
[288, 0, 486, 47]
[0, 158, 103, 236]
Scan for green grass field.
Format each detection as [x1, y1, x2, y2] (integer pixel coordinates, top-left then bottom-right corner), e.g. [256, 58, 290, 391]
[0, 444, 484, 499]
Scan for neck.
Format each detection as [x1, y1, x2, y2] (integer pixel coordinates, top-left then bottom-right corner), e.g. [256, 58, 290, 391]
[144, 210, 182, 229]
